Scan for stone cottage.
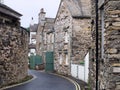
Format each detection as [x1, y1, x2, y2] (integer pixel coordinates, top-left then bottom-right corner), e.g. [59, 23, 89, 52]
[89, 0, 120, 89]
[54, 0, 91, 75]
[0, 3, 28, 87]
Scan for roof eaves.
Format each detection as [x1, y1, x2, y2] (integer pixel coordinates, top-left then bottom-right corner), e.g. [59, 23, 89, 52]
[72, 15, 91, 19]
[20, 26, 29, 33]
[0, 3, 22, 19]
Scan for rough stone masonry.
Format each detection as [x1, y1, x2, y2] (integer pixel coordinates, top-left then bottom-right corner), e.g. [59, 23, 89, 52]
[0, 4, 28, 87]
[89, 0, 120, 90]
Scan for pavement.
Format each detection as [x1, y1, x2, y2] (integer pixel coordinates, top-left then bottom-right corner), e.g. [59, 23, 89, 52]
[68, 75, 88, 90]
[4, 70, 78, 90]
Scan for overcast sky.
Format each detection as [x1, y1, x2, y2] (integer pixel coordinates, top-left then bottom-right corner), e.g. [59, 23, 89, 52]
[4, 0, 61, 28]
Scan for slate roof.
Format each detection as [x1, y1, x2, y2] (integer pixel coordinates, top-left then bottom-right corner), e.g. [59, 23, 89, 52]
[20, 27, 29, 33]
[65, 0, 91, 18]
[0, 3, 22, 19]
[44, 18, 54, 29]
[30, 24, 38, 32]
[57, 0, 91, 18]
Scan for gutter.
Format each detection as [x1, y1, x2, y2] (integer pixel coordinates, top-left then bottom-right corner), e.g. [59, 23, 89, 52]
[95, 0, 99, 90]
[72, 16, 91, 19]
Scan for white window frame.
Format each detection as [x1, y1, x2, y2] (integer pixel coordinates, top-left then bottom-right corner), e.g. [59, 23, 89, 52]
[65, 32, 69, 43]
[59, 54, 63, 65]
[65, 54, 69, 65]
[44, 33, 47, 44]
[100, 8, 105, 59]
[50, 33, 52, 43]
[47, 44, 50, 51]
[40, 34, 42, 42]
[52, 33, 54, 43]
[47, 34, 50, 43]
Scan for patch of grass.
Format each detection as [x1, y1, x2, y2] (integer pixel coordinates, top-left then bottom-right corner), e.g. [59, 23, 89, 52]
[80, 62, 84, 65]
[8, 75, 33, 85]
[20, 75, 33, 83]
[87, 80, 92, 90]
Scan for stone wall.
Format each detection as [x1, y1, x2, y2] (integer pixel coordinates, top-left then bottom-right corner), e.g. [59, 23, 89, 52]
[0, 22, 28, 87]
[54, 0, 91, 75]
[42, 19, 54, 64]
[36, 17, 54, 64]
[89, 0, 120, 89]
[72, 18, 91, 64]
[104, 0, 120, 89]
[54, 1, 72, 75]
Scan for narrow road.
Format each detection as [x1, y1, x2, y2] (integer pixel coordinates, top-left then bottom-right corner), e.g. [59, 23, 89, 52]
[5, 70, 76, 90]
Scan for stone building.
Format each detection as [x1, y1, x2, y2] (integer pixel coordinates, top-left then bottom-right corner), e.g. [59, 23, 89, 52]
[42, 18, 54, 63]
[29, 21, 38, 56]
[89, 0, 120, 89]
[54, 0, 91, 75]
[0, 3, 28, 87]
[30, 8, 54, 66]
[36, 8, 54, 56]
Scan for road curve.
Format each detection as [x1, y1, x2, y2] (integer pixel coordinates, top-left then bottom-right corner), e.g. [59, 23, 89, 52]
[5, 70, 76, 90]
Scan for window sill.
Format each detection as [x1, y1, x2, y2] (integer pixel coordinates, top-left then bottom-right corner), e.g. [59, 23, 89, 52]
[64, 65, 69, 67]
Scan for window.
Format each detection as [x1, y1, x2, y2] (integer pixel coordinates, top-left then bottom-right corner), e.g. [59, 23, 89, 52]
[40, 34, 42, 42]
[47, 45, 50, 51]
[64, 45, 68, 49]
[30, 49, 36, 54]
[65, 32, 69, 43]
[47, 34, 50, 43]
[44, 33, 47, 44]
[51, 45, 53, 50]
[65, 54, 69, 65]
[50, 33, 52, 43]
[59, 54, 63, 65]
[31, 39, 36, 44]
[100, 7, 105, 59]
[51, 33, 54, 43]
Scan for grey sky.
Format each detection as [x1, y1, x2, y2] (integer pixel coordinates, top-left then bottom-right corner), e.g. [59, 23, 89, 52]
[4, 0, 61, 28]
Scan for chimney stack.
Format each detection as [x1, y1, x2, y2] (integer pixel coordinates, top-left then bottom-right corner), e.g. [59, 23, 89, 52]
[38, 8, 46, 26]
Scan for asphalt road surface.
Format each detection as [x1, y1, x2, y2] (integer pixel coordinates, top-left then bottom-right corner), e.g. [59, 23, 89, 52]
[5, 70, 76, 90]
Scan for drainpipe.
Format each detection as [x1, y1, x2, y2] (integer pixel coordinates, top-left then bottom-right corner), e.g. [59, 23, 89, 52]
[41, 25, 45, 64]
[95, 0, 99, 90]
[52, 27, 55, 71]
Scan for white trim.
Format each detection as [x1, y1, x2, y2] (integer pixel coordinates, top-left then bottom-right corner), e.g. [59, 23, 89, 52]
[59, 54, 62, 65]
[65, 32, 69, 43]
[52, 33, 54, 43]
[65, 54, 69, 65]
[101, 9, 105, 59]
